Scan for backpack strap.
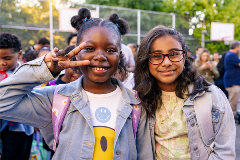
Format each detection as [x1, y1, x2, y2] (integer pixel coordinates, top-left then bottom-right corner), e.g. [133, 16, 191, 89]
[52, 84, 70, 152]
[48, 79, 56, 86]
[131, 103, 142, 141]
[131, 91, 142, 141]
[194, 91, 215, 151]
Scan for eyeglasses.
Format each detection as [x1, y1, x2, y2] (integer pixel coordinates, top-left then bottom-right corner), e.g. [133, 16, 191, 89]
[149, 50, 185, 65]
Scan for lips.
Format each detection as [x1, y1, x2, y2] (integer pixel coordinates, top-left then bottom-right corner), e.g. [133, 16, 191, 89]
[159, 70, 176, 75]
[89, 66, 110, 71]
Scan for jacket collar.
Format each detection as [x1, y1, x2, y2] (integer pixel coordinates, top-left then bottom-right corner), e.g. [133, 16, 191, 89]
[183, 84, 206, 106]
[57, 76, 140, 105]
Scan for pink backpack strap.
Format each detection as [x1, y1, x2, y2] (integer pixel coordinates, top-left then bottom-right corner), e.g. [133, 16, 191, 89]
[52, 84, 70, 152]
[131, 90, 142, 141]
[131, 103, 141, 141]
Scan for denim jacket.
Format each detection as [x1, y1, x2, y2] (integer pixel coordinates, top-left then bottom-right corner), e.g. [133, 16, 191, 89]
[143, 84, 236, 160]
[0, 56, 154, 160]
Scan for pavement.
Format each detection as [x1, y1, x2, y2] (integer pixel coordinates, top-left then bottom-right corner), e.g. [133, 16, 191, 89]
[236, 124, 240, 159]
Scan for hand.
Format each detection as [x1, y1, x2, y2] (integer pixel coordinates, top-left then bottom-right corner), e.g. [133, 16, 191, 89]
[44, 42, 90, 75]
[201, 64, 208, 70]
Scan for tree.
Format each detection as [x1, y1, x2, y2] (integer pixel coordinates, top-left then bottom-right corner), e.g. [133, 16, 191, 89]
[86, 0, 240, 54]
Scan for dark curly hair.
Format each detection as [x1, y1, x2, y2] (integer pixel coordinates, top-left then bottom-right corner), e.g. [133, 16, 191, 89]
[24, 50, 39, 62]
[135, 25, 210, 118]
[70, 7, 130, 79]
[0, 32, 22, 52]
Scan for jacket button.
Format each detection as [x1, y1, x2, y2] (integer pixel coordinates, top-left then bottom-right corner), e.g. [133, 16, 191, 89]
[194, 147, 198, 151]
[116, 150, 121, 155]
[88, 116, 91, 120]
[191, 122, 195, 127]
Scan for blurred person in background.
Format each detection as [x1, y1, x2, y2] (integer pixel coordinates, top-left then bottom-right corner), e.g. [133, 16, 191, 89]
[224, 41, 240, 118]
[195, 48, 219, 84]
[212, 52, 220, 66]
[67, 33, 77, 46]
[127, 43, 138, 60]
[25, 37, 50, 54]
[121, 43, 135, 72]
[24, 50, 39, 62]
[193, 46, 203, 60]
[0, 32, 33, 160]
[38, 46, 51, 58]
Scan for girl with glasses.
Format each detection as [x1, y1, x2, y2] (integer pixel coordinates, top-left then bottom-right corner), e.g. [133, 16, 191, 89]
[135, 25, 235, 160]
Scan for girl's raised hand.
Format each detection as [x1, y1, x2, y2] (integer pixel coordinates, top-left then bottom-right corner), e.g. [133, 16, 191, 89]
[44, 42, 90, 75]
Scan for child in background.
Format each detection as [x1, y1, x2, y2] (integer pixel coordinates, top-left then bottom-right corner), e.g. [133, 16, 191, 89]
[134, 26, 235, 159]
[0, 8, 153, 160]
[24, 50, 39, 62]
[127, 43, 138, 60]
[0, 32, 34, 160]
[46, 45, 82, 86]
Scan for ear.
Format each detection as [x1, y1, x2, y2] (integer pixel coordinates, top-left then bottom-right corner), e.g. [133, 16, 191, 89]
[17, 50, 22, 59]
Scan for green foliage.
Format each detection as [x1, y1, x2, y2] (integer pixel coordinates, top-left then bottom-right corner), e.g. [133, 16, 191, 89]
[86, 0, 240, 54]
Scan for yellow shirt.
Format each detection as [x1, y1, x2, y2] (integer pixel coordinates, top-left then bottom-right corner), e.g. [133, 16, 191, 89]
[155, 90, 190, 160]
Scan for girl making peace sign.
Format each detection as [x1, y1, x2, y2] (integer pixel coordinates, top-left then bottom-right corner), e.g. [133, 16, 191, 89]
[0, 8, 153, 160]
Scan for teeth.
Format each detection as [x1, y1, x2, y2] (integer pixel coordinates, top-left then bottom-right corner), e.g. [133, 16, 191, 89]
[94, 67, 107, 71]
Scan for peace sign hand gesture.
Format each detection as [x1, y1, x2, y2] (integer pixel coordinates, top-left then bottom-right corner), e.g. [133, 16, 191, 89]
[44, 42, 90, 76]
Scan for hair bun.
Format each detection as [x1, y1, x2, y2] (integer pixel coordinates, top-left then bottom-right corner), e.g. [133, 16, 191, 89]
[70, 8, 91, 31]
[109, 13, 130, 35]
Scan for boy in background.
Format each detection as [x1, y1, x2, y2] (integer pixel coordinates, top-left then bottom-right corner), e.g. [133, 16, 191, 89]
[0, 32, 34, 160]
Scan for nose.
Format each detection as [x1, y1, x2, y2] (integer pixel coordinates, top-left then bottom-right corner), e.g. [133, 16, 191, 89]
[0, 59, 6, 66]
[161, 55, 172, 67]
[94, 50, 107, 62]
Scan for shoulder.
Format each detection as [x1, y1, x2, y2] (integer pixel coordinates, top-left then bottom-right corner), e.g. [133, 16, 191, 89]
[208, 85, 228, 112]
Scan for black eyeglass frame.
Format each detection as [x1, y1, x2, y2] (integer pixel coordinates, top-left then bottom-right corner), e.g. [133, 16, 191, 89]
[148, 50, 186, 65]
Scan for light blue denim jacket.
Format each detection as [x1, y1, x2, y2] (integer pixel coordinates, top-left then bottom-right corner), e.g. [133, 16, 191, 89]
[145, 84, 236, 160]
[0, 56, 154, 160]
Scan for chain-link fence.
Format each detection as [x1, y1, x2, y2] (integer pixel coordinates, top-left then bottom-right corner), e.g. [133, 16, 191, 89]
[0, 0, 199, 53]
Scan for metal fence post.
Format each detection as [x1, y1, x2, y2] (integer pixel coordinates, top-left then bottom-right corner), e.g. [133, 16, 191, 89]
[137, 9, 141, 45]
[172, 13, 175, 29]
[49, 0, 53, 50]
[96, 4, 100, 18]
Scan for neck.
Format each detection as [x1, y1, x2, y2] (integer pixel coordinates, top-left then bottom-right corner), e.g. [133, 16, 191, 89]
[229, 49, 238, 54]
[82, 77, 116, 94]
[157, 81, 178, 92]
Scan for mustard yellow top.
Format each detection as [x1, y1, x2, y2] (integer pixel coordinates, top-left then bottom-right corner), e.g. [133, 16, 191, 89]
[155, 90, 190, 160]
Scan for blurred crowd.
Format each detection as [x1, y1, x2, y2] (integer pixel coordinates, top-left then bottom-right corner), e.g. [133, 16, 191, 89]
[0, 30, 240, 160]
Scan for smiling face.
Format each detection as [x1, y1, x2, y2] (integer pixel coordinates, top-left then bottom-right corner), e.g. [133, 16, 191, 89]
[76, 27, 120, 84]
[148, 35, 185, 91]
[0, 48, 21, 72]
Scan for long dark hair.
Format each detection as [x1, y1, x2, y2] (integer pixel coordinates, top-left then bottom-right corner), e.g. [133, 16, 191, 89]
[134, 25, 210, 118]
[70, 8, 129, 79]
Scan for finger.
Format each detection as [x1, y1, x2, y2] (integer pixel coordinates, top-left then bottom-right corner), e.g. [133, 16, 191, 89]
[50, 48, 59, 58]
[66, 42, 86, 59]
[56, 49, 66, 57]
[68, 60, 90, 68]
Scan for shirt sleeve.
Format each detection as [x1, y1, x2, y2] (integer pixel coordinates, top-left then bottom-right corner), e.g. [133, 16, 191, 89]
[0, 56, 56, 129]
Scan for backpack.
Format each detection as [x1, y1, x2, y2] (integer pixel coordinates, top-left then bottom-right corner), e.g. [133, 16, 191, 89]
[194, 91, 215, 152]
[51, 84, 142, 152]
